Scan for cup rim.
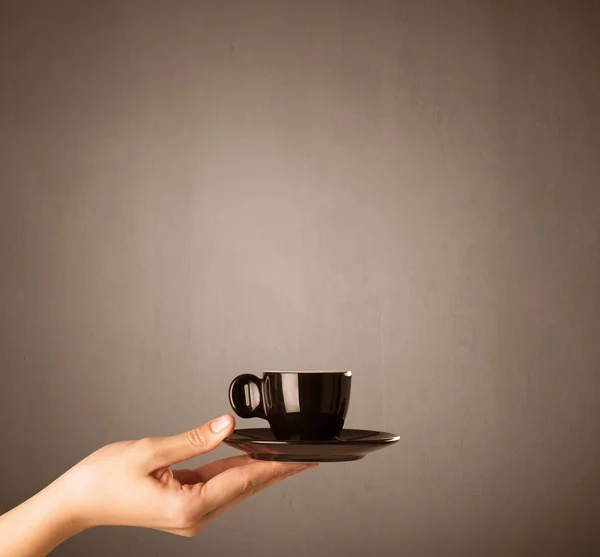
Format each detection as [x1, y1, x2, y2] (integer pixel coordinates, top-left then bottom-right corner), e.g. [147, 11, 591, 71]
[263, 370, 352, 376]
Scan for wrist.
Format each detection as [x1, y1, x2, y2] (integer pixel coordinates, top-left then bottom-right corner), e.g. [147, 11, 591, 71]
[43, 476, 91, 538]
[0, 478, 88, 557]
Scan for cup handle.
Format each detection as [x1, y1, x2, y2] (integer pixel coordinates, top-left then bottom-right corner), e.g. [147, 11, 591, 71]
[228, 374, 266, 419]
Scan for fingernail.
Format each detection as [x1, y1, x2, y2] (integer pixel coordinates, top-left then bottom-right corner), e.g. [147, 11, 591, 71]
[210, 414, 232, 433]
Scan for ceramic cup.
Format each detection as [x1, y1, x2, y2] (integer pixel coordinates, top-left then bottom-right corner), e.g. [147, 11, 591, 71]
[228, 370, 352, 441]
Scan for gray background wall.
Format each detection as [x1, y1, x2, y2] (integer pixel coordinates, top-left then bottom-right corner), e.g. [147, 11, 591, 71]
[1, 1, 599, 556]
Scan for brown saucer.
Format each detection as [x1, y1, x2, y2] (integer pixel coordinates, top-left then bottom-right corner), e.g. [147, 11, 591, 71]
[224, 428, 400, 463]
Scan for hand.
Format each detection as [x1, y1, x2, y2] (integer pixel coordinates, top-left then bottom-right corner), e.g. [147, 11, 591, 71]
[0, 414, 315, 556]
[58, 414, 314, 535]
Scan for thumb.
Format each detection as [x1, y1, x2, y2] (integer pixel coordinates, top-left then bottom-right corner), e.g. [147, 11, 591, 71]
[143, 414, 235, 470]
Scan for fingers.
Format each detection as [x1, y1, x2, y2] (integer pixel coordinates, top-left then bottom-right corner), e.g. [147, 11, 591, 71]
[200, 463, 318, 527]
[159, 460, 317, 538]
[140, 414, 236, 470]
[172, 455, 253, 486]
[192, 455, 253, 483]
[194, 460, 311, 516]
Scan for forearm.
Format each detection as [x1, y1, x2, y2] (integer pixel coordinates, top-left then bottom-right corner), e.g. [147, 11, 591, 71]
[0, 481, 85, 557]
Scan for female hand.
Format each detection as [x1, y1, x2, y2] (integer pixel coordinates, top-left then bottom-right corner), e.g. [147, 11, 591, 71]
[0, 414, 315, 556]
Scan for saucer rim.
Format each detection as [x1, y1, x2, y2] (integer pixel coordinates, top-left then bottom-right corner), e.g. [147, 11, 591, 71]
[225, 428, 401, 445]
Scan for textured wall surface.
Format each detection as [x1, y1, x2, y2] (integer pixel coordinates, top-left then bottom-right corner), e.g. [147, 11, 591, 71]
[1, 1, 599, 556]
